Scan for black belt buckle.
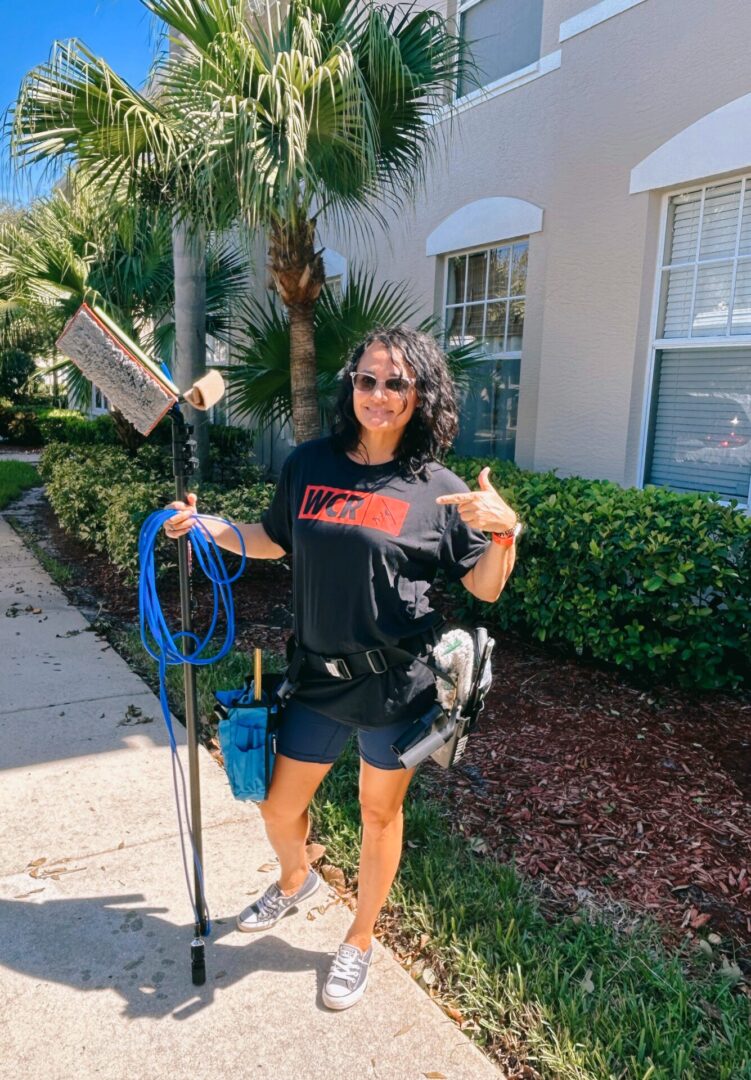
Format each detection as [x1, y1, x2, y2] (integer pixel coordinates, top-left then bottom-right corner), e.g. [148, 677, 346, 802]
[323, 656, 352, 680]
[275, 675, 299, 703]
[365, 648, 388, 674]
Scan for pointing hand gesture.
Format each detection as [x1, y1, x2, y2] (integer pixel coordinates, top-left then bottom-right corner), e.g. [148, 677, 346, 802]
[435, 467, 517, 533]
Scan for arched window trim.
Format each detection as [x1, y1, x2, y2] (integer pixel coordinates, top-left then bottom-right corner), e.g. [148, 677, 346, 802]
[630, 93, 751, 195]
[426, 197, 543, 257]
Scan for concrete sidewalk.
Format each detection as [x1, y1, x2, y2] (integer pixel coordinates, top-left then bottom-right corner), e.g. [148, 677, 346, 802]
[0, 503, 504, 1080]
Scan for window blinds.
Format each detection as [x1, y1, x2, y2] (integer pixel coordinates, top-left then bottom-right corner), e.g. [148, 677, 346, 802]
[661, 180, 751, 339]
[648, 347, 751, 500]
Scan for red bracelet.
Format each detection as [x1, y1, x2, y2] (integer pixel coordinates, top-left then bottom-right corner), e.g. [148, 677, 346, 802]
[490, 520, 521, 547]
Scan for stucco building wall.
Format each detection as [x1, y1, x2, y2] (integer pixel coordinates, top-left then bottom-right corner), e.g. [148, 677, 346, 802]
[315, 0, 751, 487]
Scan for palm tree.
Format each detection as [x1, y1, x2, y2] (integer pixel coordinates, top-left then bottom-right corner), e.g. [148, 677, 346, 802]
[223, 267, 487, 433]
[9, 0, 469, 448]
[6, 34, 219, 468]
[0, 183, 249, 440]
[146, 0, 467, 443]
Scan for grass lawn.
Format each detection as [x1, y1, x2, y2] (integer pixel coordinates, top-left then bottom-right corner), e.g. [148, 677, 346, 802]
[121, 632, 750, 1080]
[0, 460, 41, 509]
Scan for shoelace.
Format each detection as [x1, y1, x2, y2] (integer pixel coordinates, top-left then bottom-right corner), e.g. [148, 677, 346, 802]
[329, 946, 363, 986]
[256, 884, 286, 916]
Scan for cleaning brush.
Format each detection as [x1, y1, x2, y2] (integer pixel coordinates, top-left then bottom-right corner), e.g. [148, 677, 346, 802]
[56, 303, 180, 435]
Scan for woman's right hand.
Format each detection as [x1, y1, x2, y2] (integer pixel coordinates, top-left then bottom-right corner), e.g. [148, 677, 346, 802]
[163, 492, 198, 540]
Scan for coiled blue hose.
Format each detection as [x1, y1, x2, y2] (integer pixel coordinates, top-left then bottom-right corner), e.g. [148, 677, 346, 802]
[138, 508, 247, 934]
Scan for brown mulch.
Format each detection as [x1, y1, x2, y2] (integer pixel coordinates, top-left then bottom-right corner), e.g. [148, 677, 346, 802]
[17, 495, 751, 966]
[421, 615, 751, 959]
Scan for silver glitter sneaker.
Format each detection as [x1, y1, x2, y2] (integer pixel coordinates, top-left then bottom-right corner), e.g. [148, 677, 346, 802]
[322, 941, 374, 1010]
[236, 868, 321, 933]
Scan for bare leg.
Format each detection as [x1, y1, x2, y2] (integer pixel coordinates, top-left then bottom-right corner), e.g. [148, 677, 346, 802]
[259, 753, 334, 895]
[346, 759, 416, 950]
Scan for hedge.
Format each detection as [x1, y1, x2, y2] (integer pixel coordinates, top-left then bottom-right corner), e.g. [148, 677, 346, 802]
[446, 455, 751, 691]
[0, 406, 57, 446]
[1, 406, 255, 458]
[39, 442, 751, 691]
[40, 442, 274, 583]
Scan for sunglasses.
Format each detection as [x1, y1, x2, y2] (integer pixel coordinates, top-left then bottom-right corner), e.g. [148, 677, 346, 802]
[350, 372, 416, 395]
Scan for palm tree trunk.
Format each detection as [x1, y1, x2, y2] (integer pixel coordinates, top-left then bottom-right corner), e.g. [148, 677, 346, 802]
[287, 301, 320, 443]
[268, 219, 325, 445]
[172, 217, 209, 478]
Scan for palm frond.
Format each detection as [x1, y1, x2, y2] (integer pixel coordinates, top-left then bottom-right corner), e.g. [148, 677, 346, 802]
[44, 354, 95, 409]
[144, 0, 244, 56]
[8, 38, 183, 197]
[224, 265, 422, 429]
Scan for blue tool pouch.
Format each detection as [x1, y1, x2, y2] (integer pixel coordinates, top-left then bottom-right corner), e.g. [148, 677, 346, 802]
[214, 674, 284, 802]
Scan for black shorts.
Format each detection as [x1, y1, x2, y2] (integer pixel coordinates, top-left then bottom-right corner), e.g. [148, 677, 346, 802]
[276, 697, 421, 771]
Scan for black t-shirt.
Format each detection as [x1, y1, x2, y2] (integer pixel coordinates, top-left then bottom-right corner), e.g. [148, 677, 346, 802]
[260, 435, 490, 729]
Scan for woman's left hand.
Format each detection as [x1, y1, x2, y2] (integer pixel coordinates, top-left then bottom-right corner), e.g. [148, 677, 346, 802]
[435, 467, 517, 533]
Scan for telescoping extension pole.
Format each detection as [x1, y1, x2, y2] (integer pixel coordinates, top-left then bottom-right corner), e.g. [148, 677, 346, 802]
[171, 408, 208, 986]
[53, 303, 228, 988]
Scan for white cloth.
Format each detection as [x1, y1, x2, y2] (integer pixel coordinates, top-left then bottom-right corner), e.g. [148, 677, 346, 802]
[431, 628, 476, 712]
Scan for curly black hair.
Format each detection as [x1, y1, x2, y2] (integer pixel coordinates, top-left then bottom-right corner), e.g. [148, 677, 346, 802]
[330, 325, 459, 481]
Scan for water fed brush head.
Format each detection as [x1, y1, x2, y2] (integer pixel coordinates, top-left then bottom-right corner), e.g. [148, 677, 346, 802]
[57, 304, 180, 436]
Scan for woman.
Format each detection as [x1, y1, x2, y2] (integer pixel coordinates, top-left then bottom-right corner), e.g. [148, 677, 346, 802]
[164, 325, 520, 1010]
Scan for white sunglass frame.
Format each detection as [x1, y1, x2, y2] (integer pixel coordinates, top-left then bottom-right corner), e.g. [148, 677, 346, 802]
[349, 371, 417, 395]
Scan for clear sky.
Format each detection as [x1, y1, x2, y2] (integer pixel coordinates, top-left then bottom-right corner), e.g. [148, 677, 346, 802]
[1, 0, 159, 203]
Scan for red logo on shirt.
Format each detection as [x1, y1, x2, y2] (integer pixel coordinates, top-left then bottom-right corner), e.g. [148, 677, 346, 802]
[299, 485, 409, 537]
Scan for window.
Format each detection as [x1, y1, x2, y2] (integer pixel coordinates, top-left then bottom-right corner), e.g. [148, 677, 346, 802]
[206, 335, 229, 425]
[324, 273, 344, 303]
[658, 181, 751, 339]
[443, 239, 528, 459]
[646, 177, 751, 502]
[92, 385, 108, 414]
[322, 249, 347, 302]
[457, 0, 543, 99]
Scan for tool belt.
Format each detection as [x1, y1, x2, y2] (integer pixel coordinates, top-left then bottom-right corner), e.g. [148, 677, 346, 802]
[275, 616, 448, 703]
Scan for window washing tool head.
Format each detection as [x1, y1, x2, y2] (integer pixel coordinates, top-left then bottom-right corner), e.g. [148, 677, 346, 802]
[56, 302, 225, 433]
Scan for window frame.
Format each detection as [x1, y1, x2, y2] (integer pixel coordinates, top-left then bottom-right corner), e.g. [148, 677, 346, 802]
[638, 177, 751, 508]
[324, 273, 344, 303]
[441, 237, 528, 458]
[206, 335, 229, 425]
[455, 0, 544, 102]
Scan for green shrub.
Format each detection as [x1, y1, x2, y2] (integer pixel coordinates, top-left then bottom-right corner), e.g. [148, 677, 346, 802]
[38, 410, 120, 446]
[0, 406, 124, 447]
[211, 482, 276, 524]
[103, 477, 176, 581]
[41, 440, 275, 584]
[0, 405, 52, 445]
[42, 437, 749, 690]
[28, 407, 259, 483]
[446, 455, 751, 691]
[41, 444, 141, 548]
[209, 422, 254, 457]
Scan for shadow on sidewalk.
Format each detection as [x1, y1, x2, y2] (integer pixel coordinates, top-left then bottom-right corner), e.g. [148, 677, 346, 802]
[0, 892, 335, 1019]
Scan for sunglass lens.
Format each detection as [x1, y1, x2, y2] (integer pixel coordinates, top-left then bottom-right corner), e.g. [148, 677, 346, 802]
[352, 373, 412, 393]
[354, 374, 377, 391]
